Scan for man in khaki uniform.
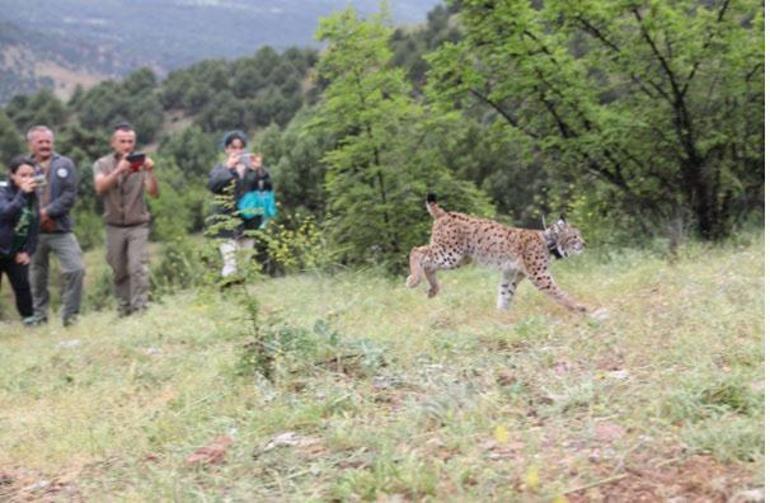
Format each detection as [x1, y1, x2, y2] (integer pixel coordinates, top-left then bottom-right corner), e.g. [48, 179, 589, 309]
[93, 123, 158, 316]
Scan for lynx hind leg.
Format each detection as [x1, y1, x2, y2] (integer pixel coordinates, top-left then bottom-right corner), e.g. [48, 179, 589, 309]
[409, 244, 467, 298]
[405, 244, 441, 297]
[406, 245, 429, 288]
[422, 267, 439, 298]
[526, 265, 588, 313]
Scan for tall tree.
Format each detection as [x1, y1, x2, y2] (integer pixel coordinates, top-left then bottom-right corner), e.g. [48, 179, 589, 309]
[5, 88, 68, 133]
[427, 0, 763, 240]
[0, 110, 24, 166]
[313, 8, 491, 271]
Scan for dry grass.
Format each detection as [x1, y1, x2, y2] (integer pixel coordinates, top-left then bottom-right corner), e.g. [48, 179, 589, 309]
[0, 234, 763, 501]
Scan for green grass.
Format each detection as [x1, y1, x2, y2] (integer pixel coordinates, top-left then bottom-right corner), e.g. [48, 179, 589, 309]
[0, 235, 764, 500]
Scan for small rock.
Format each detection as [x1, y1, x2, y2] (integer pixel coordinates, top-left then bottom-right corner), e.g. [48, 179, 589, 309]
[254, 431, 321, 458]
[185, 435, 233, 466]
[728, 489, 765, 503]
[608, 369, 630, 380]
[263, 431, 303, 450]
[56, 339, 81, 349]
[496, 368, 517, 386]
[594, 421, 625, 443]
[553, 360, 571, 376]
[23, 480, 50, 492]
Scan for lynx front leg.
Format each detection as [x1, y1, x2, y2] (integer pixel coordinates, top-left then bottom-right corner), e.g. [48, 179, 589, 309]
[527, 269, 588, 313]
[497, 270, 525, 310]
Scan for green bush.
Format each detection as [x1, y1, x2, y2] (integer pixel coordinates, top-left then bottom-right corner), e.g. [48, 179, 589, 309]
[72, 206, 105, 251]
[150, 236, 215, 297]
[248, 213, 332, 275]
[83, 267, 114, 313]
[235, 308, 387, 382]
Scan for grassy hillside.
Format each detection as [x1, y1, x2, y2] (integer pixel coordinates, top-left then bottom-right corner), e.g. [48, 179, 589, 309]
[0, 235, 763, 500]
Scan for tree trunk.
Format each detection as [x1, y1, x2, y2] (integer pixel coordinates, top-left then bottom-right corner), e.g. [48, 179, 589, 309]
[685, 160, 724, 240]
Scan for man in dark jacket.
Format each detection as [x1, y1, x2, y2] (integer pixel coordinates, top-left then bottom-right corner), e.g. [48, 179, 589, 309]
[26, 125, 85, 327]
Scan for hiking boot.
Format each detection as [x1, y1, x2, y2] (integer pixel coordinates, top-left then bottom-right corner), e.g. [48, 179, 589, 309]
[63, 315, 78, 327]
[219, 275, 245, 290]
[23, 314, 47, 327]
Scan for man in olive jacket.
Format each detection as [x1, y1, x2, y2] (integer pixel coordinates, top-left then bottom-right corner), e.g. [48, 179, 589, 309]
[93, 123, 158, 317]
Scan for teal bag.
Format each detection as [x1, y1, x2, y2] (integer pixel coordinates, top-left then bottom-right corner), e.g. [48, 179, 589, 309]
[238, 190, 277, 226]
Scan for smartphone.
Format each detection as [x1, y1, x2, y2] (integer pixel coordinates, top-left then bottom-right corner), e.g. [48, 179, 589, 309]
[239, 153, 252, 169]
[126, 152, 146, 171]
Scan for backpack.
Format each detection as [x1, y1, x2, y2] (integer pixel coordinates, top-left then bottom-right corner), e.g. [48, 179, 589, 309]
[238, 190, 277, 227]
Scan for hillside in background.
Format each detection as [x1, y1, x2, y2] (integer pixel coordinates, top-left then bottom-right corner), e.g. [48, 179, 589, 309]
[0, 20, 145, 103]
[0, 0, 439, 103]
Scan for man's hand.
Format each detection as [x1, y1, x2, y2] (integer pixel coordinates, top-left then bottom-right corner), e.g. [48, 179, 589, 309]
[15, 252, 30, 265]
[40, 208, 55, 232]
[249, 154, 263, 171]
[115, 156, 133, 175]
[226, 153, 240, 169]
[142, 157, 155, 173]
[95, 155, 132, 195]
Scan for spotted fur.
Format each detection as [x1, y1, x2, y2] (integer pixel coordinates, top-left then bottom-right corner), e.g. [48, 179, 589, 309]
[406, 195, 588, 312]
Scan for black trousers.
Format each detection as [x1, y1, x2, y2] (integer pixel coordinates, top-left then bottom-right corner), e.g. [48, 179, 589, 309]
[0, 255, 33, 318]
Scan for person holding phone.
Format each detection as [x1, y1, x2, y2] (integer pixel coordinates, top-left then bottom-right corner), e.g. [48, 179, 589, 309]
[0, 156, 40, 324]
[93, 122, 158, 317]
[25, 125, 85, 327]
[207, 130, 272, 281]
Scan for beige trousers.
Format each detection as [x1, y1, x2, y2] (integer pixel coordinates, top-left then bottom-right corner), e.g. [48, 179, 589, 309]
[219, 238, 255, 277]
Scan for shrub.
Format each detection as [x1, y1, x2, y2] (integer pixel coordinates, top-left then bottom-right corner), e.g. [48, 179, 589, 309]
[234, 306, 387, 383]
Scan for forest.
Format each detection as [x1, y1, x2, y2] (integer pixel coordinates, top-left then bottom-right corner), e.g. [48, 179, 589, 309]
[0, 0, 763, 287]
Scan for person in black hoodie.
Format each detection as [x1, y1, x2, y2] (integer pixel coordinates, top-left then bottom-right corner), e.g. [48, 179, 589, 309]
[0, 156, 39, 324]
[207, 130, 272, 280]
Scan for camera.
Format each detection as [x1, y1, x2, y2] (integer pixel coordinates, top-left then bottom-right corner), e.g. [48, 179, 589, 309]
[33, 174, 47, 187]
[239, 153, 253, 169]
[126, 152, 146, 171]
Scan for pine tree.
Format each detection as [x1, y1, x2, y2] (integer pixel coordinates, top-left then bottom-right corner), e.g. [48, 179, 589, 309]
[313, 8, 491, 272]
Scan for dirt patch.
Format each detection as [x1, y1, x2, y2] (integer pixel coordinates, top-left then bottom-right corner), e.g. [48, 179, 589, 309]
[0, 467, 83, 502]
[568, 455, 760, 502]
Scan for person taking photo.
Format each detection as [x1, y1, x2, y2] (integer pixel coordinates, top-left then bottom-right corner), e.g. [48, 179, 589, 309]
[0, 156, 40, 325]
[207, 130, 273, 282]
[93, 122, 158, 317]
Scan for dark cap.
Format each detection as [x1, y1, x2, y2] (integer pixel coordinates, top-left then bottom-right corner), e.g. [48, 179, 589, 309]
[222, 130, 248, 149]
